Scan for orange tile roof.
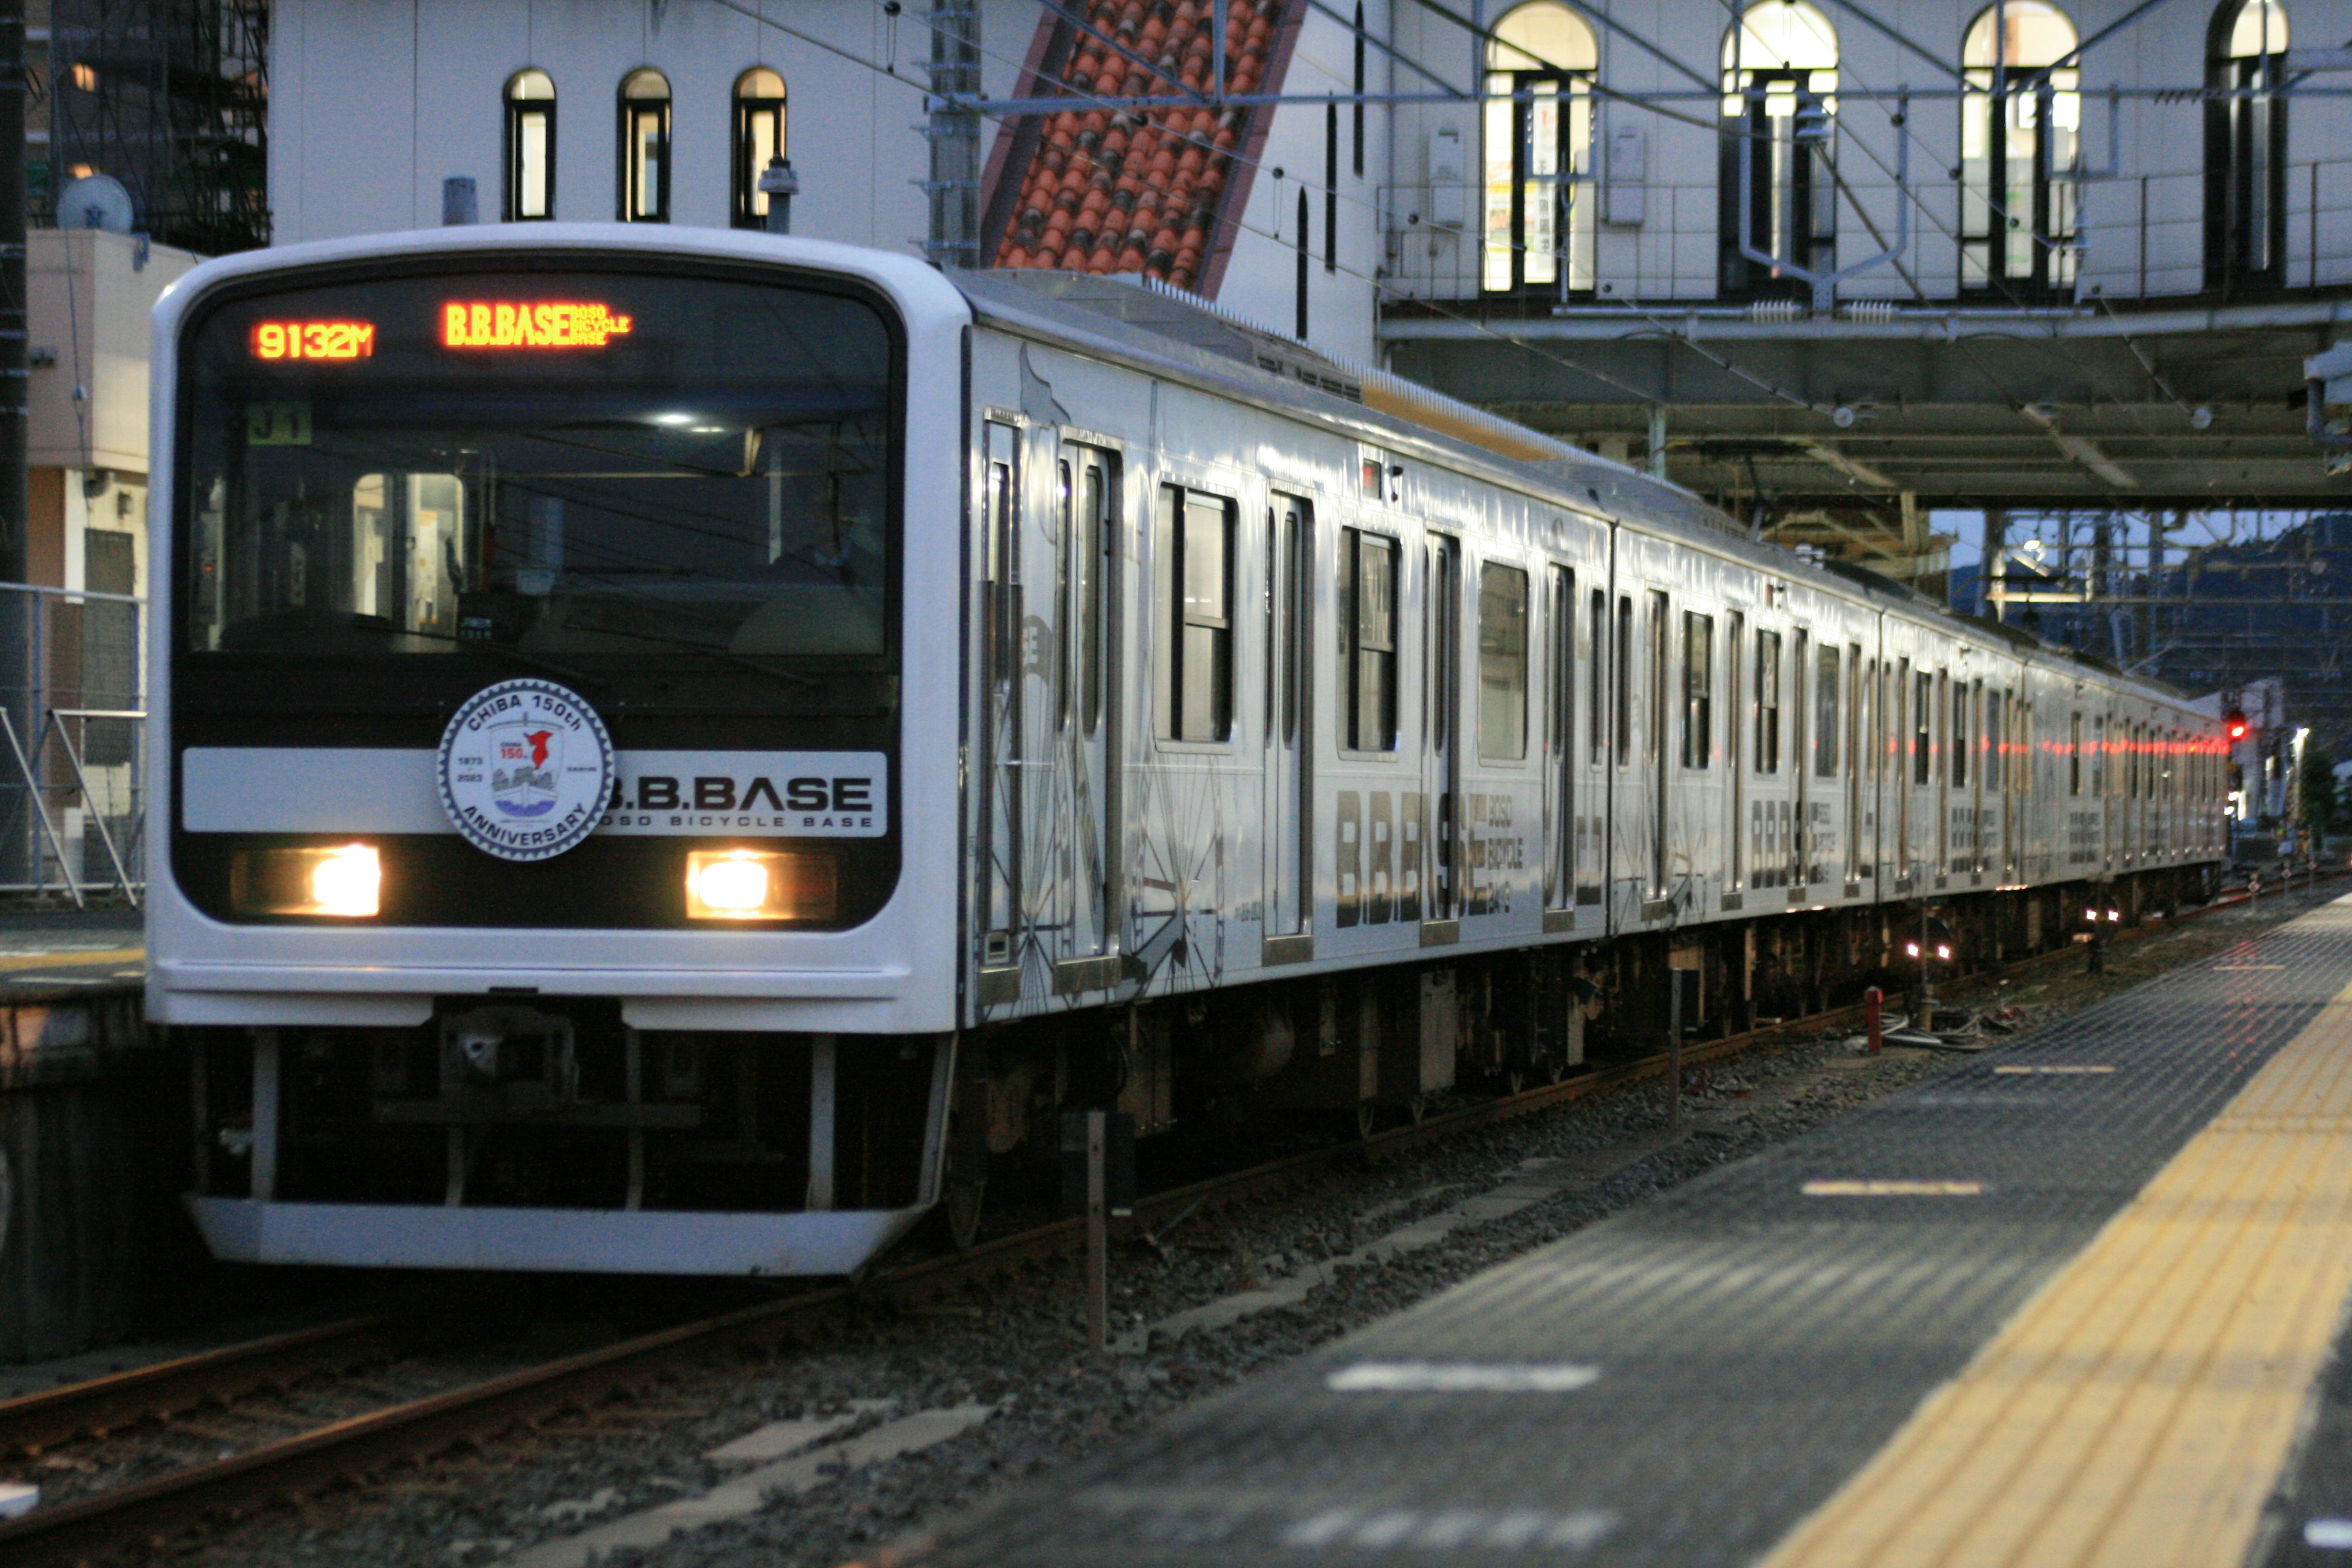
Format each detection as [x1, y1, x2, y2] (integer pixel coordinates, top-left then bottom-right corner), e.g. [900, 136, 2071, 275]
[987, 0, 1291, 294]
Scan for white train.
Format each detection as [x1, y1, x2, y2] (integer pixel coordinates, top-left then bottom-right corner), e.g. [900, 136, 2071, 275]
[150, 226, 2225, 1276]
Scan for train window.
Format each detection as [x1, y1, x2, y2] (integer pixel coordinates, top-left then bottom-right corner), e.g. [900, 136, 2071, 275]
[1155, 489, 1234, 743]
[2092, 715, 2106, 796]
[1550, 567, 1576, 899]
[1913, 671, 1933, 785]
[1986, 688, 2005, 790]
[1278, 497, 1310, 746]
[1479, 563, 1529, 761]
[1813, 642, 1838, 777]
[1950, 677, 1969, 789]
[731, 67, 788, 230]
[1680, 611, 1712, 768]
[1614, 595, 1633, 766]
[618, 69, 672, 222]
[1588, 587, 1607, 766]
[1755, 628, 1781, 774]
[504, 70, 556, 221]
[1548, 567, 1575, 760]
[1646, 590, 1669, 771]
[1340, 529, 1399, 752]
[2070, 713, 2083, 794]
[1079, 458, 1114, 737]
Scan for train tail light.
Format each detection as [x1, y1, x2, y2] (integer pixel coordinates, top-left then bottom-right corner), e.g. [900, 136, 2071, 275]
[230, 844, 382, 918]
[685, 849, 836, 921]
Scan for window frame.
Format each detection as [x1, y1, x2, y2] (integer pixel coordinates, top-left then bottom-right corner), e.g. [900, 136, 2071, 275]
[1681, 608, 1713, 769]
[731, 67, 789, 230]
[1339, 526, 1401, 755]
[1813, 639, 1839, 777]
[617, 68, 673, 224]
[1478, 559, 1531, 763]
[1755, 627, 1782, 774]
[1154, 484, 1237, 745]
[503, 69, 557, 222]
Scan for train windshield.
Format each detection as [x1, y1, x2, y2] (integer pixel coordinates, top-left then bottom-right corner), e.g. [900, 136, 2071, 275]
[176, 266, 899, 669]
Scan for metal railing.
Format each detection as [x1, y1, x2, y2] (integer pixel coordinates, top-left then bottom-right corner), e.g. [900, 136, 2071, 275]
[1378, 153, 2352, 310]
[0, 582, 146, 906]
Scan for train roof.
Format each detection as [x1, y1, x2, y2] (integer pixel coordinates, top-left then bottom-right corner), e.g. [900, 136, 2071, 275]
[956, 268, 2197, 712]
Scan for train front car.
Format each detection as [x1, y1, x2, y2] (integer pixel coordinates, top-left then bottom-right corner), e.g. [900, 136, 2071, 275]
[151, 228, 968, 1275]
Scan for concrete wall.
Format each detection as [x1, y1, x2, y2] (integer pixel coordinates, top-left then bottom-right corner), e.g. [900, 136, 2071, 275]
[270, 0, 1042, 254]
[0, 995, 181, 1362]
[1214, 0, 1390, 362]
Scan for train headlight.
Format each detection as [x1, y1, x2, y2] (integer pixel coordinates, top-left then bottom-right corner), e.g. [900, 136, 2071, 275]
[229, 844, 381, 918]
[685, 849, 835, 921]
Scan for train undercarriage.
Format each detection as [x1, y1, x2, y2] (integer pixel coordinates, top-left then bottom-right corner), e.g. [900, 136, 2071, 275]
[183, 864, 2215, 1270]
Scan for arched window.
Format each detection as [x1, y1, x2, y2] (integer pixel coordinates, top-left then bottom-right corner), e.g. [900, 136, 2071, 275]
[1960, 2, 2081, 298]
[1480, 2, 1596, 296]
[503, 69, 555, 221]
[2207, 0, 2288, 293]
[1717, 0, 1838, 300]
[618, 68, 671, 223]
[732, 67, 787, 229]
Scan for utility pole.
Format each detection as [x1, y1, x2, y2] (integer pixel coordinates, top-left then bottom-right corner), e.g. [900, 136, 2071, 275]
[925, 0, 981, 270]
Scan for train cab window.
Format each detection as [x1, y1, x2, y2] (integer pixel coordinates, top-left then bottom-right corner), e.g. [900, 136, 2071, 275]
[1340, 527, 1399, 751]
[1588, 586, 1607, 766]
[1681, 610, 1713, 768]
[618, 69, 672, 222]
[1156, 486, 1234, 742]
[504, 70, 556, 221]
[1813, 641, 1838, 777]
[181, 270, 897, 671]
[1755, 628, 1781, 773]
[1479, 562, 1529, 761]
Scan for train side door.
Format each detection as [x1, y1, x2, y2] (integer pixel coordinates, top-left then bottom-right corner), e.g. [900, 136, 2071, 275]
[1726, 609, 1746, 899]
[977, 421, 1024, 982]
[1062, 445, 1121, 970]
[1266, 492, 1313, 943]
[1544, 562, 1575, 919]
[1425, 535, 1461, 924]
[1792, 628, 1811, 891]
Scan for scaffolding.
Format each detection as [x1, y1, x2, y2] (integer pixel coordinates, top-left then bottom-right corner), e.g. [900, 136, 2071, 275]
[42, 0, 268, 255]
[1981, 507, 2352, 753]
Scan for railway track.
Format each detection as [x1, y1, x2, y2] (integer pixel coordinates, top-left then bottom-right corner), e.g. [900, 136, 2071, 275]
[0, 877, 2316, 1567]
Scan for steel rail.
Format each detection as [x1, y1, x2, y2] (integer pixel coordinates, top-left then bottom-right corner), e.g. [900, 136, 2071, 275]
[0, 1312, 443, 1459]
[0, 876, 2313, 1565]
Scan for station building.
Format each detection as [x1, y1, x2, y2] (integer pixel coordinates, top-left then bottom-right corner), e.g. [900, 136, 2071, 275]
[257, 1, 2352, 576]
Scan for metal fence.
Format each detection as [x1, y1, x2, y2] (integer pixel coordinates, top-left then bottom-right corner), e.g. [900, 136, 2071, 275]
[0, 582, 145, 905]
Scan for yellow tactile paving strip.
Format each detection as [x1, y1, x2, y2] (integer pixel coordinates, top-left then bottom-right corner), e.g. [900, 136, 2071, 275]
[0, 945, 140, 973]
[1760, 969, 2352, 1568]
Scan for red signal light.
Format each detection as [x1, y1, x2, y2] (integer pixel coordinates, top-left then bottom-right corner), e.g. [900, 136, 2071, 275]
[2225, 709, 2249, 742]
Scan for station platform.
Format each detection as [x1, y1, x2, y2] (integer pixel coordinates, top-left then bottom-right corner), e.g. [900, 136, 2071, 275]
[913, 894, 2352, 1568]
[0, 907, 142, 1000]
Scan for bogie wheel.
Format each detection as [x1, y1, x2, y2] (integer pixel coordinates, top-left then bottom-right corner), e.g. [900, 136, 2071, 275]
[941, 1176, 987, 1252]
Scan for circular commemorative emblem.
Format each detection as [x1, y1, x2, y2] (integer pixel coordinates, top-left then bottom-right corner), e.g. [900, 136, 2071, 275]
[436, 679, 616, 862]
